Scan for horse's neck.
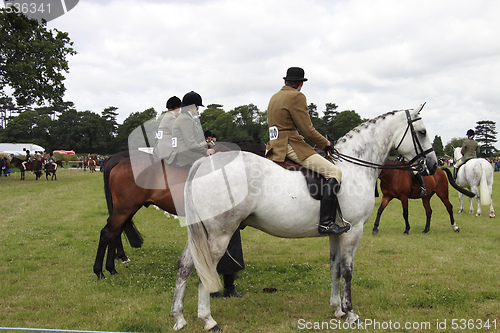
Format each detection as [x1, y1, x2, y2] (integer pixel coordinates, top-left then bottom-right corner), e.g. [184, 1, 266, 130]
[336, 112, 402, 169]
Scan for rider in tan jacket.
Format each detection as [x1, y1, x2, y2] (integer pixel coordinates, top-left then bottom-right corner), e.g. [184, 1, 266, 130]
[266, 67, 350, 235]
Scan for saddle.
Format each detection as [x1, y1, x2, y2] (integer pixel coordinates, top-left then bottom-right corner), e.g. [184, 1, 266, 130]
[274, 159, 325, 200]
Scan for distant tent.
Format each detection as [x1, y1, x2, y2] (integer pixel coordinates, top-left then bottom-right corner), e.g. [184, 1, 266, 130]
[0, 143, 45, 156]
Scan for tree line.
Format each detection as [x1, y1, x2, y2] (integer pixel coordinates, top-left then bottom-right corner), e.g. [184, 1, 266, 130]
[0, 9, 497, 157]
[0, 99, 497, 157]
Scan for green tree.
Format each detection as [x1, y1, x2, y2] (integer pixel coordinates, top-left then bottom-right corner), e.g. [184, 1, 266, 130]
[2, 108, 51, 147]
[229, 104, 267, 142]
[474, 120, 497, 157]
[115, 108, 157, 152]
[321, 103, 339, 137]
[308, 103, 322, 132]
[444, 137, 465, 157]
[200, 105, 237, 141]
[101, 106, 119, 152]
[331, 110, 365, 142]
[0, 9, 76, 106]
[432, 135, 444, 156]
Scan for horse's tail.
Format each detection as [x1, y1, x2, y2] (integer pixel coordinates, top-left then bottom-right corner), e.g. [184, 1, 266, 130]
[185, 163, 222, 293]
[441, 167, 475, 197]
[123, 218, 144, 248]
[480, 162, 491, 206]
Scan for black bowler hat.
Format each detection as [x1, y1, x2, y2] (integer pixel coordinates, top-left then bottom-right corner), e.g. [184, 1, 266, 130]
[283, 67, 308, 81]
[182, 91, 204, 107]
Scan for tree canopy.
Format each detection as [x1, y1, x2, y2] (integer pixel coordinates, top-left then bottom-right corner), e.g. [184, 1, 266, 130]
[0, 8, 76, 106]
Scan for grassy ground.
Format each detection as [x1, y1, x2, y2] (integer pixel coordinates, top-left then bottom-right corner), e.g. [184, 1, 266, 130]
[0, 168, 498, 332]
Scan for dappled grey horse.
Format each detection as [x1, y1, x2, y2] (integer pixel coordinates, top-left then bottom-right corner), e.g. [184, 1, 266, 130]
[171, 105, 438, 330]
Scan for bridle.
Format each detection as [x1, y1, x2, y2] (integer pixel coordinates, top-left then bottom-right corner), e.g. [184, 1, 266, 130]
[331, 105, 434, 172]
[394, 107, 434, 172]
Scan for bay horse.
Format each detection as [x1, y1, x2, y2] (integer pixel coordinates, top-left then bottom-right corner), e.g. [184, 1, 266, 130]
[43, 160, 64, 180]
[171, 106, 438, 330]
[10, 157, 43, 180]
[93, 142, 265, 279]
[453, 148, 495, 217]
[85, 155, 97, 172]
[372, 160, 475, 235]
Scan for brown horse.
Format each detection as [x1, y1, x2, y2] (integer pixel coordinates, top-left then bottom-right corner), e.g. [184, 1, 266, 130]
[43, 160, 64, 180]
[372, 160, 475, 235]
[10, 157, 43, 180]
[94, 142, 265, 279]
[84, 155, 97, 172]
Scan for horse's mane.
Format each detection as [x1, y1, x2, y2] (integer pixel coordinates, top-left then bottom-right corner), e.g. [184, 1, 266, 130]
[336, 110, 400, 145]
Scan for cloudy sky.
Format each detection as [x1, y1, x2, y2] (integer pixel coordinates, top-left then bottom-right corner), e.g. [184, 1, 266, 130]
[17, 0, 500, 148]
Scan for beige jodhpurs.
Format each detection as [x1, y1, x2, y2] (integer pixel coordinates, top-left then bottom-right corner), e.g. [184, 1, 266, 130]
[286, 144, 342, 182]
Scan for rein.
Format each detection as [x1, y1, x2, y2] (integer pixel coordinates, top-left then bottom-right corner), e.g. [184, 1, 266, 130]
[330, 107, 433, 172]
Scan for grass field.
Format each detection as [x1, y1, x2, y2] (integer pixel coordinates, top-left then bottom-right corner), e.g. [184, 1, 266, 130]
[0, 167, 499, 332]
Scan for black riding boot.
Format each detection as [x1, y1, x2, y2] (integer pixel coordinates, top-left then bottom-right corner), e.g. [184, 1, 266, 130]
[318, 178, 351, 235]
[210, 274, 242, 298]
[415, 173, 427, 196]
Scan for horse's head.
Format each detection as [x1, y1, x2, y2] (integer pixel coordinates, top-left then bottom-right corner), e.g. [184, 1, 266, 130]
[394, 104, 438, 175]
[453, 147, 462, 161]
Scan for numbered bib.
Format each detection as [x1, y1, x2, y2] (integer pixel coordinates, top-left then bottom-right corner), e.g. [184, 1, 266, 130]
[155, 130, 163, 140]
[269, 126, 278, 140]
[171, 137, 178, 148]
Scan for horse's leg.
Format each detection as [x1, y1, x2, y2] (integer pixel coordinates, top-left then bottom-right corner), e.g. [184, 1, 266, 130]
[105, 235, 120, 275]
[338, 225, 363, 323]
[329, 235, 344, 318]
[471, 187, 481, 216]
[171, 244, 194, 331]
[401, 197, 410, 235]
[421, 197, 432, 233]
[458, 193, 464, 214]
[372, 196, 391, 235]
[93, 216, 126, 279]
[198, 281, 221, 331]
[115, 235, 130, 263]
[436, 191, 459, 232]
[489, 188, 495, 218]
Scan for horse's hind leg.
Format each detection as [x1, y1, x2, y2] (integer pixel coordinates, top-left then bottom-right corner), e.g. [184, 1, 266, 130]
[338, 226, 363, 323]
[372, 197, 391, 235]
[171, 244, 194, 331]
[401, 198, 410, 234]
[115, 235, 130, 263]
[421, 198, 432, 233]
[437, 192, 459, 232]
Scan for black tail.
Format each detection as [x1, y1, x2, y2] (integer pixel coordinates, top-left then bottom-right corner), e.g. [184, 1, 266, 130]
[103, 151, 144, 248]
[123, 218, 144, 248]
[441, 167, 475, 197]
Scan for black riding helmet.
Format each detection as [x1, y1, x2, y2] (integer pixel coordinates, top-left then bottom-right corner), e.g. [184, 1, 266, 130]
[182, 91, 204, 107]
[166, 96, 182, 110]
[466, 129, 475, 137]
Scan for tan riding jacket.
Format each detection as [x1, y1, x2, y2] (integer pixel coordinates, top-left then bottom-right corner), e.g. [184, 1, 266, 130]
[265, 86, 328, 162]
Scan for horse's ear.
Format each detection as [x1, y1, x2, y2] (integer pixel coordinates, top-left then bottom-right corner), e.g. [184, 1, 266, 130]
[413, 102, 426, 114]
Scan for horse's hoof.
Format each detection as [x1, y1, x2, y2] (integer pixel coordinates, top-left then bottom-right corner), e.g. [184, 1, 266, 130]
[121, 258, 131, 264]
[422, 230, 429, 234]
[96, 272, 106, 280]
[209, 324, 222, 332]
[454, 227, 460, 232]
[403, 231, 409, 235]
[372, 229, 379, 235]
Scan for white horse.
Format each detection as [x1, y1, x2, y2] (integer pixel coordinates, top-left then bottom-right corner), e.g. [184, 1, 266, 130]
[453, 147, 495, 218]
[170, 106, 438, 331]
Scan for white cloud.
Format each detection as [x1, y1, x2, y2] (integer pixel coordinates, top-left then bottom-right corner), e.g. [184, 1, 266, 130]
[43, 0, 500, 149]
